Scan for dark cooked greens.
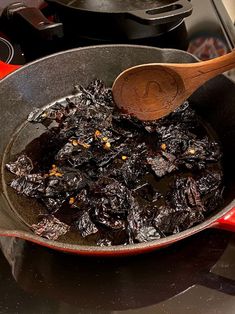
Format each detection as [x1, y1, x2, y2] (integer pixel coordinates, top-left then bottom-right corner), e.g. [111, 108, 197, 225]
[6, 80, 224, 245]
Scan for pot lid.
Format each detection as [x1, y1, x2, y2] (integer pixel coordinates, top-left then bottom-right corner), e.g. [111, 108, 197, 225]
[48, 0, 181, 13]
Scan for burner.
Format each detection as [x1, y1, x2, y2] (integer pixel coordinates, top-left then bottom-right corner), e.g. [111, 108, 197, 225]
[0, 36, 14, 63]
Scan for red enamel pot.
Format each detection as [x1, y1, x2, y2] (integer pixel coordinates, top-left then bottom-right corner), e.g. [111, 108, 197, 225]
[0, 45, 234, 256]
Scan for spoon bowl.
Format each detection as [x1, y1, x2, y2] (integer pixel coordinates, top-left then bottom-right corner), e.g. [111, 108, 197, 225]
[112, 50, 235, 120]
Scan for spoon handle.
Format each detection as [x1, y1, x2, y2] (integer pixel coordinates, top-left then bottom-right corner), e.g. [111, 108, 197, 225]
[177, 50, 235, 91]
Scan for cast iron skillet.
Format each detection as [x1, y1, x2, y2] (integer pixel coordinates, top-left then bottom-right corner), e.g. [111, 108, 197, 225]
[45, 0, 192, 24]
[45, 0, 192, 42]
[0, 45, 235, 256]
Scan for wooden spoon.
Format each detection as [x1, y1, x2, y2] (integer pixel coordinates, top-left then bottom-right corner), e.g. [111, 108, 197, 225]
[112, 50, 235, 121]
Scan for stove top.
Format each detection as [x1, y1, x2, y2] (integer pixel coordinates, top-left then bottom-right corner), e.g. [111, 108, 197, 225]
[0, 1, 234, 313]
[0, 230, 234, 313]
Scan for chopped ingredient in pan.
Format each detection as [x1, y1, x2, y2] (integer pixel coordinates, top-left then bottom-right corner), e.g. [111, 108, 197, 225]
[6, 80, 224, 245]
[6, 155, 33, 176]
[31, 215, 70, 240]
[147, 152, 177, 177]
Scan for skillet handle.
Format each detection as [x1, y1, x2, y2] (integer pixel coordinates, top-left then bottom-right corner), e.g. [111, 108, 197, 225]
[0, 61, 21, 79]
[213, 207, 235, 232]
[128, 0, 192, 25]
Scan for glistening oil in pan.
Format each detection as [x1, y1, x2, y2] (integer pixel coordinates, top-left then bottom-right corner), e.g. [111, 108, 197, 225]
[2, 115, 95, 245]
[2, 86, 225, 246]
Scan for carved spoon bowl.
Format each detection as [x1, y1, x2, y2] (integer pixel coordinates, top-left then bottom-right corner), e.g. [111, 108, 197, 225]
[112, 50, 235, 120]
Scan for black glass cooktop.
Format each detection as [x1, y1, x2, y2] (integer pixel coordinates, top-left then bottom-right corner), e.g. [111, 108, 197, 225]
[0, 230, 234, 313]
[0, 1, 234, 313]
